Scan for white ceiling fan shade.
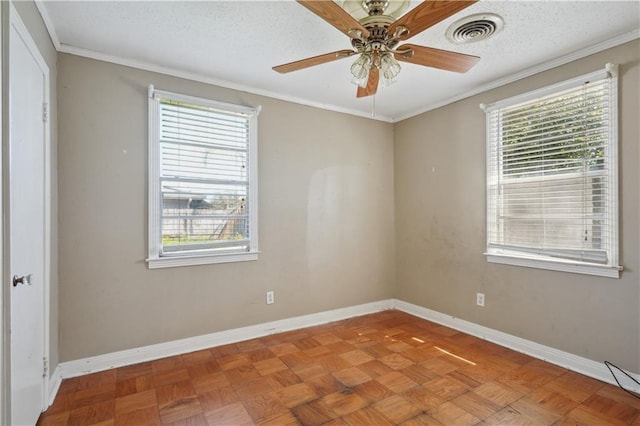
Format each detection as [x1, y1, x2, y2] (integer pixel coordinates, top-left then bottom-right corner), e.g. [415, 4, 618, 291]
[380, 53, 401, 86]
[351, 54, 372, 87]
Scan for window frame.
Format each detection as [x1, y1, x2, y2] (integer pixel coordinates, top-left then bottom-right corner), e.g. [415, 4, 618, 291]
[482, 64, 621, 278]
[147, 86, 259, 269]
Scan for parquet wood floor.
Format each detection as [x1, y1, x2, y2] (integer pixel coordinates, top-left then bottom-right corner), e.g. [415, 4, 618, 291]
[37, 310, 640, 425]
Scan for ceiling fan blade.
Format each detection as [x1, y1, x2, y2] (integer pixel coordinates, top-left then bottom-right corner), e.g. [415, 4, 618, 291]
[273, 49, 356, 74]
[388, 0, 478, 41]
[394, 44, 479, 73]
[357, 68, 379, 98]
[297, 0, 370, 39]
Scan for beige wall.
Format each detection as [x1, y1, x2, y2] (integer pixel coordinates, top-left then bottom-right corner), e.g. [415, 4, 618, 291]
[57, 54, 395, 361]
[12, 0, 59, 377]
[57, 36, 639, 374]
[394, 40, 640, 372]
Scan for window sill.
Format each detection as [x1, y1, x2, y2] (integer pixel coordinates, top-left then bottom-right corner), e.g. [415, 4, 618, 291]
[147, 251, 259, 269]
[485, 252, 621, 278]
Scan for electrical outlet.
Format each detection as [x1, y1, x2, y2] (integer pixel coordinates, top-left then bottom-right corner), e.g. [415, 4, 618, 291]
[266, 291, 274, 305]
[476, 293, 485, 307]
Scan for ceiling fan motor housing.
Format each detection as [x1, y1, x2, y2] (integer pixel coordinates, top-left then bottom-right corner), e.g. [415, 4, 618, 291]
[351, 17, 399, 53]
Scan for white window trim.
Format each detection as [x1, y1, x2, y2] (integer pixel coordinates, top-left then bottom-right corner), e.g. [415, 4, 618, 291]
[481, 63, 622, 278]
[485, 253, 621, 279]
[146, 85, 260, 269]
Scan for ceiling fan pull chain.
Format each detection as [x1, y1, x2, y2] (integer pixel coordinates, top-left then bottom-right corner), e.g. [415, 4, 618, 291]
[372, 94, 376, 118]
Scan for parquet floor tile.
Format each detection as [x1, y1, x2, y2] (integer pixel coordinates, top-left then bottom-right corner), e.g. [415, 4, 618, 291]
[429, 400, 480, 426]
[38, 310, 640, 425]
[472, 380, 523, 407]
[375, 372, 418, 394]
[450, 390, 501, 420]
[275, 383, 318, 408]
[352, 380, 395, 403]
[339, 350, 375, 367]
[342, 406, 392, 425]
[372, 395, 422, 424]
[332, 367, 371, 387]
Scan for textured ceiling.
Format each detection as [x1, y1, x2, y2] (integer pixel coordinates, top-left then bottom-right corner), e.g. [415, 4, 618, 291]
[38, 1, 640, 122]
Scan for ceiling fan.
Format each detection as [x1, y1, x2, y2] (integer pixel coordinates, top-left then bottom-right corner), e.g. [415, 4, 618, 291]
[273, 0, 481, 98]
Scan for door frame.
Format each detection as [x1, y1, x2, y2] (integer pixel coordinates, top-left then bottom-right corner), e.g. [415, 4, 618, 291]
[0, 0, 7, 423]
[2, 3, 52, 421]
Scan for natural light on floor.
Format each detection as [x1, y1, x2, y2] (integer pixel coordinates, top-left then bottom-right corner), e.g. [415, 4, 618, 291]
[434, 346, 477, 366]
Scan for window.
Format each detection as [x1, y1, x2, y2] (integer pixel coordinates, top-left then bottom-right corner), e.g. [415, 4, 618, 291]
[483, 64, 621, 278]
[147, 86, 259, 268]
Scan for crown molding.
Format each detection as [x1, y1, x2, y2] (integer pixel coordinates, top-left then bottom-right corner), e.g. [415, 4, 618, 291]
[57, 43, 394, 123]
[33, 0, 60, 50]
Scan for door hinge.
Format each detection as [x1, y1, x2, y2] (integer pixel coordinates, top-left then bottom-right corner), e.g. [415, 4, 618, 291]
[43, 357, 48, 377]
[42, 102, 48, 123]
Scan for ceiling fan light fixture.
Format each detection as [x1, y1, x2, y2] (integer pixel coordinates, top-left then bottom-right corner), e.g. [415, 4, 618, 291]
[380, 52, 401, 86]
[350, 53, 372, 87]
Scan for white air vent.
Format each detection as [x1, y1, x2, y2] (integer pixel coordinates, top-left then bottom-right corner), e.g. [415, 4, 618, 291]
[446, 13, 504, 44]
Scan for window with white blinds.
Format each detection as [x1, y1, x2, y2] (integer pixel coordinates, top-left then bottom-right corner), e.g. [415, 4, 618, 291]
[484, 64, 621, 278]
[147, 87, 259, 268]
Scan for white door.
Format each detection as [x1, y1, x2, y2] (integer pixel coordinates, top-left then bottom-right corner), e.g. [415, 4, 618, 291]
[9, 8, 49, 425]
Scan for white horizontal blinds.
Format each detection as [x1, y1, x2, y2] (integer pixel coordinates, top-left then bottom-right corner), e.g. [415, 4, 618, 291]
[158, 98, 251, 256]
[487, 75, 613, 265]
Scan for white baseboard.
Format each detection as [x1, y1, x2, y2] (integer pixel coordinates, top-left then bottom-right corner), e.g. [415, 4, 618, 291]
[54, 297, 639, 403]
[57, 299, 394, 380]
[392, 299, 640, 394]
[47, 365, 62, 407]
